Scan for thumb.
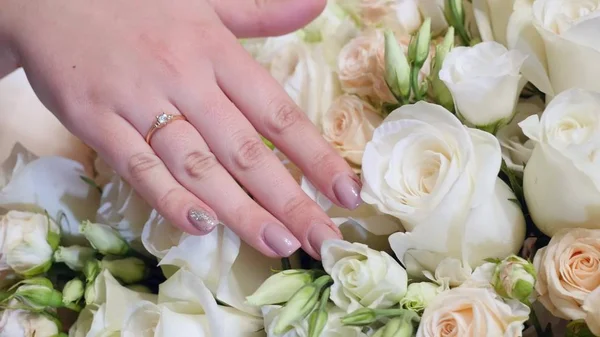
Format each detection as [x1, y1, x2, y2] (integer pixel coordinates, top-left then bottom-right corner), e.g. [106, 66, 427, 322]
[209, 0, 327, 38]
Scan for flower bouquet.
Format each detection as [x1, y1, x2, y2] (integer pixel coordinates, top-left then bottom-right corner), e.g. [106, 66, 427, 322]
[1, 0, 600, 336]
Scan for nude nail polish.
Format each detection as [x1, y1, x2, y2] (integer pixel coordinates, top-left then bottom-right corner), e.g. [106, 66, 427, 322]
[188, 209, 218, 233]
[333, 175, 362, 210]
[263, 224, 301, 257]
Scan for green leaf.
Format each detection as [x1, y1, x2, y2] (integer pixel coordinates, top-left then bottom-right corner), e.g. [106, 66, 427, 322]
[566, 320, 595, 337]
[79, 175, 102, 194]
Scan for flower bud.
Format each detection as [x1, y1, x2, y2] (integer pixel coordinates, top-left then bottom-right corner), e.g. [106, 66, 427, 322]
[62, 278, 84, 305]
[54, 245, 97, 271]
[384, 30, 410, 101]
[380, 316, 414, 337]
[342, 308, 412, 326]
[431, 28, 455, 112]
[400, 282, 441, 313]
[246, 270, 313, 306]
[101, 257, 149, 284]
[84, 283, 97, 305]
[83, 259, 102, 283]
[14, 284, 63, 310]
[446, 0, 465, 27]
[80, 221, 129, 256]
[492, 255, 536, 302]
[273, 275, 332, 334]
[410, 18, 431, 68]
[308, 287, 330, 337]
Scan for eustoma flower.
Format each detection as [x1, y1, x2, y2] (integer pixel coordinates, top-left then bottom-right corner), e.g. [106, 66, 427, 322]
[520, 89, 600, 235]
[361, 102, 525, 282]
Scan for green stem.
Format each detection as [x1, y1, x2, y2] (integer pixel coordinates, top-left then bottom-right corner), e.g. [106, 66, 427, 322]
[455, 24, 471, 46]
[410, 66, 422, 101]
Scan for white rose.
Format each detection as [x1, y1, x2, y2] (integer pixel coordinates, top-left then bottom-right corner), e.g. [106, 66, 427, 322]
[508, 0, 600, 96]
[322, 94, 383, 169]
[416, 287, 530, 337]
[533, 228, 600, 321]
[122, 269, 263, 337]
[473, 0, 516, 46]
[583, 287, 600, 336]
[0, 305, 60, 337]
[0, 210, 59, 275]
[262, 304, 367, 337]
[496, 97, 545, 173]
[439, 41, 527, 129]
[520, 89, 600, 235]
[321, 240, 408, 313]
[142, 211, 280, 315]
[0, 143, 100, 244]
[96, 174, 152, 252]
[361, 102, 525, 279]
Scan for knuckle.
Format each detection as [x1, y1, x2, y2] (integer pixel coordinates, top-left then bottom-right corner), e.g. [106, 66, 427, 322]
[128, 152, 163, 182]
[265, 100, 304, 135]
[157, 186, 185, 211]
[283, 195, 314, 219]
[232, 136, 269, 171]
[183, 150, 219, 180]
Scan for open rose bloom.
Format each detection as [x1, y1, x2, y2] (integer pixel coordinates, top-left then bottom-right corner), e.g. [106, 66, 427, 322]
[3, 0, 600, 336]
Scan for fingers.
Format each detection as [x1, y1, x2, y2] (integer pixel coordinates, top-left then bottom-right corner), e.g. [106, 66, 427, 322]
[212, 41, 363, 211]
[208, 0, 326, 38]
[147, 117, 302, 258]
[173, 85, 341, 258]
[81, 113, 219, 236]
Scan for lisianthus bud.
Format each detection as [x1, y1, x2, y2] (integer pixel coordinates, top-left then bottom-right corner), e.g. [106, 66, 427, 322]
[273, 275, 332, 334]
[246, 270, 313, 306]
[100, 257, 149, 284]
[378, 316, 415, 337]
[84, 283, 96, 305]
[431, 28, 455, 112]
[492, 255, 536, 302]
[14, 284, 63, 310]
[80, 221, 129, 256]
[83, 259, 101, 283]
[53, 245, 97, 271]
[410, 18, 431, 68]
[308, 287, 330, 337]
[384, 30, 410, 102]
[400, 282, 442, 313]
[62, 278, 84, 305]
[341, 308, 410, 326]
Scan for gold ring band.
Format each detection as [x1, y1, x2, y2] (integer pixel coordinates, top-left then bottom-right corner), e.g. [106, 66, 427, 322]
[145, 113, 187, 144]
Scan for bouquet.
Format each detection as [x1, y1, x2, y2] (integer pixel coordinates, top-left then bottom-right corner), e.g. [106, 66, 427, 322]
[1, 0, 600, 336]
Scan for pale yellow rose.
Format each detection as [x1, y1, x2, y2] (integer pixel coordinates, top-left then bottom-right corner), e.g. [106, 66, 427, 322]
[533, 228, 600, 321]
[416, 287, 530, 337]
[322, 95, 383, 169]
[583, 287, 600, 336]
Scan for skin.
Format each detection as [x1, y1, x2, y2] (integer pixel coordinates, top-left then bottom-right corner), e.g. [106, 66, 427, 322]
[0, 0, 362, 259]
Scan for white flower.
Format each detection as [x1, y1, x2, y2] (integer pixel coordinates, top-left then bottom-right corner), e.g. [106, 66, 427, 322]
[262, 304, 368, 337]
[0, 143, 100, 244]
[533, 228, 600, 321]
[416, 287, 530, 336]
[0, 304, 60, 337]
[496, 97, 545, 173]
[96, 174, 152, 252]
[321, 240, 408, 313]
[400, 282, 445, 312]
[520, 89, 600, 235]
[507, 0, 600, 96]
[473, 0, 516, 46]
[583, 287, 600, 336]
[142, 211, 280, 316]
[0, 210, 59, 275]
[361, 102, 525, 280]
[439, 41, 527, 128]
[122, 269, 263, 337]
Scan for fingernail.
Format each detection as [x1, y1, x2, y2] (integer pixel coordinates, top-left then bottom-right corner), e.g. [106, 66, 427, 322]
[308, 224, 341, 257]
[263, 224, 301, 257]
[333, 175, 362, 210]
[188, 209, 219, 233]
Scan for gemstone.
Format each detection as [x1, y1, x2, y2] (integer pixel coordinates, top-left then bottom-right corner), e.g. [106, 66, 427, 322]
[157, 113, 169, 125]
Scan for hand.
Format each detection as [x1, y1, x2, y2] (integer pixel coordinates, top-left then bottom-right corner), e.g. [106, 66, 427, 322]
[0, 0, 362, 259]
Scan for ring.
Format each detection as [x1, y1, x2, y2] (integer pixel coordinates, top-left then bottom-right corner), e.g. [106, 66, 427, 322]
[145, 113, 187, 144]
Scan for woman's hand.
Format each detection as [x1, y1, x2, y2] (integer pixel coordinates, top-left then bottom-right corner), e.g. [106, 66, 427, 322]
[0, 0, 362, 259]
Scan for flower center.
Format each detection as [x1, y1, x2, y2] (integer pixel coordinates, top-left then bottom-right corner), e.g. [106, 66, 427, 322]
[561, 245, 600, 292]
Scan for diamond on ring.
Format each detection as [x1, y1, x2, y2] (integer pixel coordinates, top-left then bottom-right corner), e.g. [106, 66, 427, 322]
[155, 113, 173, 127]
[145, 112, 188, 144]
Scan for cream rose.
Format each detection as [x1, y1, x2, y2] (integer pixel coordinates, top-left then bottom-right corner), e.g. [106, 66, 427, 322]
[0, 210, 60, 275]
[322, 94, 383, 169]
[520, 89, 600, 235]
[362, 102, 525, 280]
[0, 303, 60, 337]
[321, 240, 408, 313]
[416, 287, 530, 337]
[473, 0, 516, 46]
[439, 41, 527, 129]
[508, 0, 600, 96]
[122, 269, 263, 337]
[496, 96, 545, 173]
[0, 144, 100, 244]
[583, 287, 600, 336]
[533, 228, 600, 321]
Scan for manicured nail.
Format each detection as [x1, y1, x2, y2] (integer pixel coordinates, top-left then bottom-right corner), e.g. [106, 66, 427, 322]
[333, 175, 362, 210]
[188, 209, 218, 233]
[308, 224, 341, 257]
[263, 224, 301, 257]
